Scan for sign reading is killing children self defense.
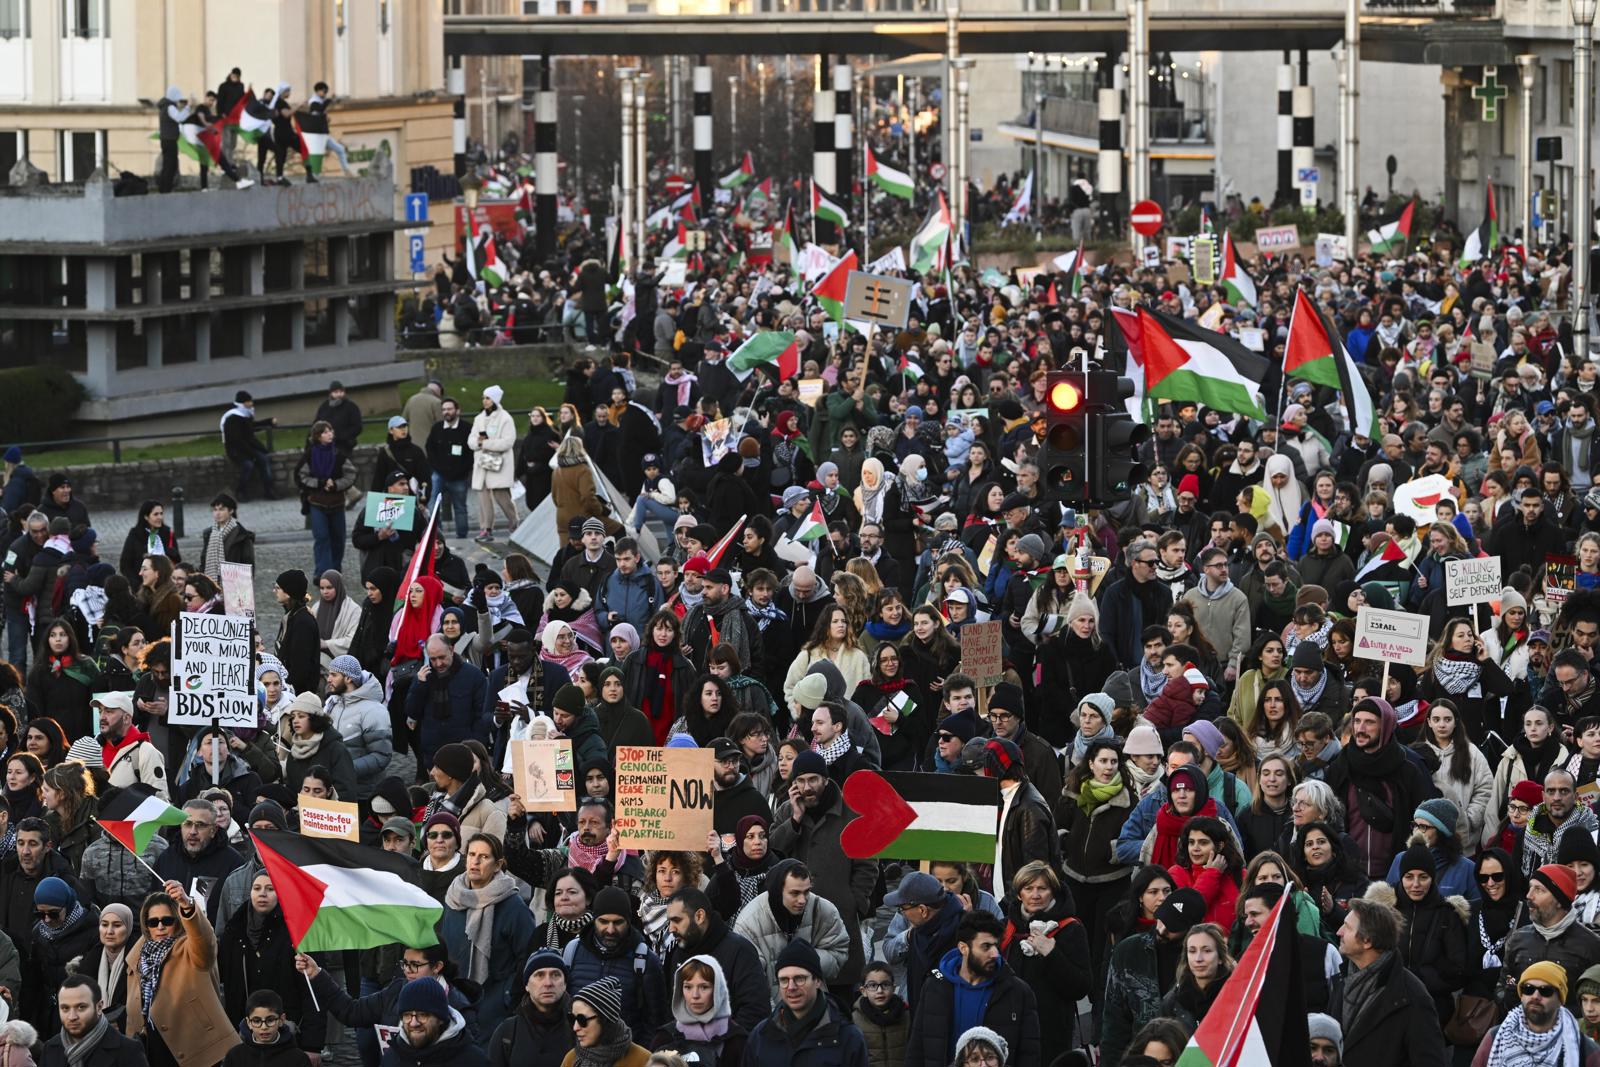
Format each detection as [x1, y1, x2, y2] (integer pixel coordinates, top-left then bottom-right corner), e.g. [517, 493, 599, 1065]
[614, 745, 715, 850]
[169, 613, 255, 727]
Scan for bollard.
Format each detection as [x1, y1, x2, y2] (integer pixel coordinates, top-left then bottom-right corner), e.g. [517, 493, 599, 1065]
[172, 485, 185, 540]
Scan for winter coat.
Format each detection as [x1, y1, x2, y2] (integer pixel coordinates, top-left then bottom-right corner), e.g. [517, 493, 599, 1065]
[27, 901, 100, 1031]
[1339, 952, 1449, 1067]
[279, 729, 358, 803]
[405, 655, 492, 770]
[106, 733, 169, 800]
[308, 968, 481, 1050]
[904, 948, 1041, 1067]
[768, 780, 876, 986]
[851, 1000, 909, 1067]
[1180, 582, 1254, 673]
[734, 894, 851, 1002]
[217, 907, 327, 1051]
[488, 1004, 571, 1067]
[598, 567, 663, 640]
[382, 1009, 489, 1067]
[324, 673, 394, 800]
[1000, 900, 1092, 1064]
[1423, 742, 1495, 850]
[220, 1023, 312, 1067]
[1058, 780, 1135, 884]
[552, 461, 622, 539]
[997, 781, 1062, 897]
[468, 406, 518, 491]
[1500, 913, 1600, 1012]
[124, 904, 242, 1067]
[1364, 881, 1471, 1024]
[440, 879, 536, 1041]
[39, 1023, 150, 1067]
[197, 522, 256, 571]
[79, 834, 166, 911]
[743, 996, 869, 1067]
[1167, 863, 1242, 927]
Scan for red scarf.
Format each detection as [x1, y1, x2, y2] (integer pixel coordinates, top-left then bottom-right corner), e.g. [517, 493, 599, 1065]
[643, 648, 676, 745]
[50, 655, 73, 674]
[1150, 798, 1218, 867]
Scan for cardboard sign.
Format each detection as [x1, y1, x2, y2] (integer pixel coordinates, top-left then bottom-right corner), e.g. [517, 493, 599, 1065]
[363, 492, 418, 531]
[1255, 225, 1301, 254]
[1166, 236, 1192, 262]
[1390, 474, 1457, 527]
[797, 379, 826, 407]
[220, 563, 254, 619]
[1191, 234, 1216, 285]
[511, 738, 577, 812]
[1316, 232, 1350, 263]
[299, 795, 360, 842]
[1140, 245, 1162, 269]
[1469, 340, 1498, 380]
[1546, 553, 1579, 606]
[168, 613, 256, 727]
[614, 745, 716, 850]
[1446, 556, 1504, 606]
[843, 271, 915, 329]
[1354, 606, 1430, 667]
[661, 260, 688, 287]
[959, 620, 1005, 688]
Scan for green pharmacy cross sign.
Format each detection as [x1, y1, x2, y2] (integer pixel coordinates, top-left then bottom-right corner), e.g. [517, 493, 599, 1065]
[1473, 67, 1508, 123]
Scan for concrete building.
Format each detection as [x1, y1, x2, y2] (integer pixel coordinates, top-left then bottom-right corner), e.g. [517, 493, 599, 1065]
[0, 160, 420, 433]
[0, 0, 455, 261]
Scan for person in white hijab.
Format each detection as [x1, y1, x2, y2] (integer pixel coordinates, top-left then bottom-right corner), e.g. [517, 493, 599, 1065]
[1260, 452, 1305, 536]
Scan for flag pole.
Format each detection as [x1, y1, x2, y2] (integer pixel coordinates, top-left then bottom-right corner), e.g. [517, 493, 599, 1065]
[93, 819, 167, 886]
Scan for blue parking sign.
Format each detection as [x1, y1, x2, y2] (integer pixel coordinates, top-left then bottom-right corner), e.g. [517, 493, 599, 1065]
[409, 234, 426, 273]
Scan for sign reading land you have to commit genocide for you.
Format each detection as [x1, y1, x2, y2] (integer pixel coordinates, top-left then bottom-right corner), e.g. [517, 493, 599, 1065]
[168, 613, 256, 728]
[614, 745, 715, 851]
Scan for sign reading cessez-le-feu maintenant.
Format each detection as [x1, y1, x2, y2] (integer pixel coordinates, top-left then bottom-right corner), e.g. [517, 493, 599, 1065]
[168, 613, 256, 727]
[1354, 606, 1429, 667]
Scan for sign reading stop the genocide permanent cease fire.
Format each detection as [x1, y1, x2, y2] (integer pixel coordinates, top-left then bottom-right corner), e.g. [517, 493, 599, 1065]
[614, 745, 716, 850]
[1131, 199, 1164, 236]
[844, 270, 915, 329]
[1354, 606, 1429, 667]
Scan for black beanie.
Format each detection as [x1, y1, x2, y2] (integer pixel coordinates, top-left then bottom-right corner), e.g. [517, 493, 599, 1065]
[1399, 839, 1436, 878]
[247, 800, 287, 831]
[275, 569, 308, 602]
[1560, 826, 1600, 868]
[593, 885, 632, 921]
[774, 938, 824, 980]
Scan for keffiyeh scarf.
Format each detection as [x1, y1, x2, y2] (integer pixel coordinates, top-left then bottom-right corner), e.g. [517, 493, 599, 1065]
[1432, 653, 1482, 695]
[138, 934, 179, 1027]
[1486, 1004, 1580, 1067]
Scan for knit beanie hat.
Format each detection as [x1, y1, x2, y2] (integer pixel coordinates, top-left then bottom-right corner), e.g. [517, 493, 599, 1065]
[1182, 666, 1209, 692]
[1292, 642, 1326, 671]
[774, 938, 825, 980]
[789, 750, 827, 782]
[1559, 826, 1600, 868]
[275, 569, 308, 602]
[1311, 519, 1336, 540]
[1124, 722, 1163, 757]
[33, 876, 75, 909]
[792, 673, 829, 711]
[420, 811, 460, 841]
[396, 977, 449, 1019]
[954, 1028, 1010, 1067]
[1577, 963, 1600, 1001]
[522, 948, 570, 988]
[1184, 719, 1223, 759]
[327, 655, 364, 681]
[1306, 1014, 1343, 1057]
[1521, 960, 1571, 1003]
[1177, 474, 1200, 498]
[553, 684, 587, 717]
[1414, 798, 1459, 840]
[593, 886, 633, 921]
[432, 742, 475, 783]
[247, 800, 288, 831]
[1398, 840, 1436, 878]
[574, 977, 627, 1027]
[1534, 863, 1578, 909]
[1499, 587, 1528, 616]
[1511, 780, 1545, 808]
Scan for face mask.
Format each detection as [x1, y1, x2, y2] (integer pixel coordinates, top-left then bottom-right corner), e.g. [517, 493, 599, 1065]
[916, 468, 927, 481]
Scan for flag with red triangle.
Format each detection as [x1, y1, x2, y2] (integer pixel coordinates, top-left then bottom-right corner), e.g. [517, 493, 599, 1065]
[1175, 893, 1310, 1067]
[815, 250, 858, 325]
[1284, 288, 1379, 439]
[1353, 536, 1413, 583]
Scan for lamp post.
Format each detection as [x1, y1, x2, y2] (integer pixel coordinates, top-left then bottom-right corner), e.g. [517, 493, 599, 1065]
[1343, 0, 1360, 255]
[945, 0, 961, 218]
[953, 56, 974, 238]
[1574, 0, 1596, 357]
[635, 70, 650, 260]
[1517, 54, 1538, 245]
[1127, 0, 1149, 249]
[618, 67, 637, 271]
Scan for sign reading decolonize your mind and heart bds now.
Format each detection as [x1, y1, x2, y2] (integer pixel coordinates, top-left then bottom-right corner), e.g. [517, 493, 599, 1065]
[168, 612, 256, 727]
[1354, 605, 1430, 667]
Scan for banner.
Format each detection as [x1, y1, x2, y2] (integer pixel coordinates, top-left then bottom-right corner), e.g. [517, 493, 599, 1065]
[510, 739, 577, 812]
[1446, 556, 1503, 606]
[614, 745, 715, 850]
[363, 492, 418, 531]
[1254, 225, 1301, 253]
[168, 613, 256, 727]
[298, 796, 361, 842]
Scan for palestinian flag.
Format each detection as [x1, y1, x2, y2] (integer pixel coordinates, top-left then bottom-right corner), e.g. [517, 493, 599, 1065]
[1139, 307, 1269, 420]
[1285, 288, 1379, 438]
[1460, 183, 1498, 266]
[236, 91, 274, 143]
[607, 221, 628, 286]
[1175, 893, 1309, 1067]
[870, 690, 919, 735]
[704, 516, 747, 568]
[795, 500, 826, 542]
[866, 145, 914, 201]
[252, 829, 442, 953]
[814, 250, 857, 325]
[1353, 537, 1412, 583]
[775, 200, 799, 263]
[1368, 199, 1415, 255]
[1001, 173, 1033, 226]
[812, 181, 848, 228]
[1220, 231, 1257, 308]
[909, 193, 952, 274]
[839, 770, 1000, 864]
[720, 151, 755, 189]
[899, 353, 925, 383]
[160, 123, 223, 166]
[389, 497, 442, 636]
[746, 177, 774, 209]
[729, 330, 800, 382]
[293, 117, 327, 175]
[465, 213, 504, 287]
[1107, 305, 1150, 421]
[97, 783, 185, 856]
[663, 222, 689, 261]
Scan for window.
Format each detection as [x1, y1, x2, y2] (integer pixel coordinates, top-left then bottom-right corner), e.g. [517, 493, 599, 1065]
[62, 0, 105, 38]
[56, 129, 101, 181]
[1559, 59, 1574, 126]
[0, 0, 26, 40]
[1535, 60, 1547, 124]
[0, 131, 23, 185]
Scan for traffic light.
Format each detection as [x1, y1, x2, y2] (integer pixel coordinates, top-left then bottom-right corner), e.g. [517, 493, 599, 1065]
[1088, 375, 1150, 505]
[1040, 371, 1089, 507]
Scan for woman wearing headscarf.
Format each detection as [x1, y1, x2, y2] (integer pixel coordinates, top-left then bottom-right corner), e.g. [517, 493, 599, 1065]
[542, 620, 594, 679]
[83, 902, 135, 1024]
[276, 692, 357, 800]
[650, 956, 746, 1067]
[470, 384, 520, 543]
[126, 880, 240, 1067]
[314, 570, 362, 670]
[705, 815, 775, 923]
[441, 833, 535, 1041]
[1259, 453, 1305, 539]
[271, 570, 320, 697]
[770, 411, 814, 493]
[350, 567, 399, 676]
[218, 869, 326, 1057]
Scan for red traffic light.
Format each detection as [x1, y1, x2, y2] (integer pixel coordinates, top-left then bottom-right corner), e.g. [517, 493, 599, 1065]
[1049, 380, 1083, 412]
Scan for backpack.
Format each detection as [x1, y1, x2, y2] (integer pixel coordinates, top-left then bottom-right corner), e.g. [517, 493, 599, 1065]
[562, 935, 652, 1018]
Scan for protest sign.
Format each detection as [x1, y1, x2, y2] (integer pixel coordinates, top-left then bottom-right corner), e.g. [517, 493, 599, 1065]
[1255, 225, 1301, 254]
[220, 563, 254, 618]
[1354, 606, 1429, 667]
[1390, 474, 1457, 527]
[615, 745, 716, 850]
[1446, 556, 1504, 606]
[298, 796, 360, 842]
[168, 613, 255, 727]
[511, 738, 577, 812]
[1547, 554, 1578, 606]
[960, 621, 1005, 687]
[363, 492, 418, 531]
[797, 379, 825, 407]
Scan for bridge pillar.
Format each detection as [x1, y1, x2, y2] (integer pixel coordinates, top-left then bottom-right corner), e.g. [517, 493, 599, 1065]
[1293, 50, 1315, 206]
[834, 57, 854, 247]
[1276, 53, 1292, 207]
[535, 56, 559, 264]
[1097, 53, 1122, 219]
[694, 58, 713, 202]
[814, 52, 838, 245]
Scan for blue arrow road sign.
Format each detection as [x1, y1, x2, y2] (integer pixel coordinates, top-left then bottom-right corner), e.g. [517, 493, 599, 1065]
[404, 193, 429, 223]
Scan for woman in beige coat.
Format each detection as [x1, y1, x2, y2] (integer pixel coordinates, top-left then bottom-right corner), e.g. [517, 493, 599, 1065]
[126, 879, 239, 1067]
[551, 436, 624, 537]
[469, 384, 519, 542]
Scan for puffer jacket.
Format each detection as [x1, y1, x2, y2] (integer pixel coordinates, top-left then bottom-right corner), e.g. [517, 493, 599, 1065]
[733, 892, 851, 1002]
[1365, 880, 1472, 1025]
[324, 672, 394, 800]
[851, 998, 909, 1067]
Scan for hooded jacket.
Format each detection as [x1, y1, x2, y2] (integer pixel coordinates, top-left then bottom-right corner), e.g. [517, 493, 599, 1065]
[769, 779, 876, 986]
[732, 868, 851, 1001]
[325, 672, 394, 800]
[379, 1008, 489, 1067]
[904, 947, 1040, 1067]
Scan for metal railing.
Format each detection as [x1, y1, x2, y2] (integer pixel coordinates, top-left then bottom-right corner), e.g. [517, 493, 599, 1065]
[11, 416, 397, 466]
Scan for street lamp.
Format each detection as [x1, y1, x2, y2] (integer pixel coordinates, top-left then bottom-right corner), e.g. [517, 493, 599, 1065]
[1517, 54, 1538, 246]
[1573, 0, 1595, 356]
[460, 169, 482, 211]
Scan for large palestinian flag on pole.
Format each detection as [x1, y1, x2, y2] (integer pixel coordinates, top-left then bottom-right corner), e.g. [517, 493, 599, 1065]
[1460, 183, 1498, 266]
[814, 250, 857, 325]
[839, 770, 1000, 864]
[812, 181, 848, 228]
[97, 783, 185, 855]
[866, 145, 914, 201]
[1176, 893, 1309, 1067]
[728, 330, 800, 382]
[1367, 199, 1415, 254]
[252, 829, 443, 952]
[1284, 288, 1380, 439]
[720, 151, 754, 189]
[1137, 307, 1269, 420]
[1220, 231, 1257, 308]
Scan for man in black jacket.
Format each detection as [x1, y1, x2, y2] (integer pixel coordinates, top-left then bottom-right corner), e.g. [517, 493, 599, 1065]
[1488, 488, 1569, 586]
[1337, 897, 1448, 1067]
[906, 911, 1041, 1067]
[983, 738, 1061, 902]
[315, 381, 364, 457]
[221, 392, 278, 501]
[663, 887, 770, 1032]
[0, 819, 84, 972]
[150, 799, 245, 925]
[42, 975, 150, 1067]
[2, 510, 47, 664]
[426, 398, 474, 540]
[300, 943, 481, 1063]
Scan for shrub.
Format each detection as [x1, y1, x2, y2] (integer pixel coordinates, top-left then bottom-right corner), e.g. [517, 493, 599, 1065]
[0, 365, 86, 443]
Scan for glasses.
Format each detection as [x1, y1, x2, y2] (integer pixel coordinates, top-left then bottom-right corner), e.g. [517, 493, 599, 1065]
[1507, 802, 1533, 816]
[778, 975, 813, 987]
[863, 981, 893, 992]
[146, 916, 177, 929]
[1521, 983, 1559, 999]
[399, 959, 430, 971]
[1478, 871, 1507, 884]
[1412, 822, 1435, 834]
[937, 732, 956, 742]
[425, 830, 455, 840]
[35, 908, 61, 921]
[568, 1013, 598, 1028]
[986, 712, 1015, 723]
[1134, 558, 1158, 567]
[247, 1016, 281, 1028]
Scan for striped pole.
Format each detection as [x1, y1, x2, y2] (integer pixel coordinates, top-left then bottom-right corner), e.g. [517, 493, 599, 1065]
[1276, 53, 1292, 206]
[1097, 53, 1122, 219]
[834, 58, 853, 246]
[1293, 50, 1314, 205]
[693, 59, 713, 205]
[449, 59, 466, 177]
[814, 53, 837, 245]
[534, 56, 558, 263]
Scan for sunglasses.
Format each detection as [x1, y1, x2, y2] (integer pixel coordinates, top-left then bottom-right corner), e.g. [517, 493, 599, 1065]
[147, 915, 177, 929]
[937, 732, 956, 742]
[568, 1013, 598, 1028]
[35, 908, 62, 921]
[1478, 871, 1507, 883]
[425, 830, 455, 840]
[1520, 983, 1559, 998]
